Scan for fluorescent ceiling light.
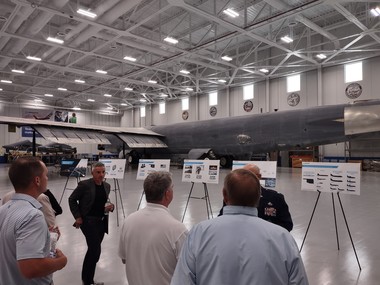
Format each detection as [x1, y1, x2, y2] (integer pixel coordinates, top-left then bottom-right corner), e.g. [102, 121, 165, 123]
[75, 79, 85, 83]
[57, 87, 67, 91]
[221, 55, 233, 61]
[148, 80, 157, 84]
[124, 87, 133, 91]
[44, 94, 53, 97]
[0, 88, 3, 91]
[96, 69, 107, 74]
[47, 37, 64, 44]
[223, 8, 239, 18]
[77, 8, 97, 18]
[121, 103, 128, 106]
[87, 99, 95, 102]
[34, 99, 42, 102]
[218, 79, 227, 83]
[73, 107, 81, 110]
[260, 68, 269, 73]
[106, 106, 113, 110]
[1, 80, 12, 83]
[124, 56, 137, 62]
[370, 7, 380, 16]
[139, 99, 147, 102]
[160, 93, 168, 97]
[26, 56, 41, 61]
[185, 87, 193, 91]
[12, 69, 24, 74]
[180, 69, 190, 74]
[104, 94, 112, 97]
[316, 54, 327, 59]
[164, 37, 178, 44]
[281, 36, 293, 43]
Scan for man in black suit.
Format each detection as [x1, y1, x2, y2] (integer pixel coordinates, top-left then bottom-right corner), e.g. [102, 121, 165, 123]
[219, 164, 293, 231]
[69, 162, 114, 285]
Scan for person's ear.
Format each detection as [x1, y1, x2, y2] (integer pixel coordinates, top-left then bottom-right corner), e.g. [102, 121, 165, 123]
[222, 188, 228, 204]
[35, 176, 40, 186]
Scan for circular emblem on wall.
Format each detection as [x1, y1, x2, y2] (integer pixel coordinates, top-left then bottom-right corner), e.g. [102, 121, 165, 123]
[209, 106, 217, 117]
[287, 93, 300, 107]
[182, 110, 189, 120]
[345, 82, 362, 99]
[243, 100, 253, 112]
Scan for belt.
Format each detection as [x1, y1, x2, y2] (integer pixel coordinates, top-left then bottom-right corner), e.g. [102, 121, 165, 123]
[85, 216, 104, 221]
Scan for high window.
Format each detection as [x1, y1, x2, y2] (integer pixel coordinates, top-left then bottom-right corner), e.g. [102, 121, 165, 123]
[243, 84, 254, 100]
[287, 74, 300, 93]
[140, 106, 145, 117]
[182, 97, 189, 111]
[345, 61, 362, 83]
[159, 102, 165, 114]
[209, 92, 218, 106]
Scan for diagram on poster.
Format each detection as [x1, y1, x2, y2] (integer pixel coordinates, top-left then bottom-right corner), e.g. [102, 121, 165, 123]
[302, 162, 361, 195]
[232, 161, 277, 188]
[99, 159, 127, 179]
[136, 159, 170, 180]
[182, 160, 220, 184]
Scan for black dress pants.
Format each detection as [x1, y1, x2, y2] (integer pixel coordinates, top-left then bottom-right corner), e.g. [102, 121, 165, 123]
[80, 216, 105, 285]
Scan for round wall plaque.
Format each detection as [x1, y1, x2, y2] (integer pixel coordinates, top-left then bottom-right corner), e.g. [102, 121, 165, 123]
[287, 93, 300, 106]
[345, 82, 362, 99]
[209, 106, 217, 117]
[243, 100, 253, 112]
[182, 110, 189, 120]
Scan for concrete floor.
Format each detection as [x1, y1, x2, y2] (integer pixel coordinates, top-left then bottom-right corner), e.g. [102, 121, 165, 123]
[0, 164, 379, 285]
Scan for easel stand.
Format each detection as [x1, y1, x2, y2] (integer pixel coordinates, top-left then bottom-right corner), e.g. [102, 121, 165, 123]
[58, 171, 82, 204]
[137, 189, 144, 211]
[300, 191, 361, 270]
[111, 178, 125, 227]
[181, 182, 213, 223]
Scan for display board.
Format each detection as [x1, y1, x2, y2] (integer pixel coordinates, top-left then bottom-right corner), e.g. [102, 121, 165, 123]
[136, 159, 170, 180]
[99, 159, 127, 179]
[302, 162, 361, 195]
[182, 160, 220, 184]
[60, 158, 88, 177]
[232, 160, 277, 188]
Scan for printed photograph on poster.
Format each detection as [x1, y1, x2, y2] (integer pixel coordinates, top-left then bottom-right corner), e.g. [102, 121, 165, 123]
[182, 160, 220, 184]
[136, 159, 170, 180]
[232, 161, 277, 188]
[59, 158, 88, 177]
[99, 159, 127, 179]
[301, 162, 361, 195]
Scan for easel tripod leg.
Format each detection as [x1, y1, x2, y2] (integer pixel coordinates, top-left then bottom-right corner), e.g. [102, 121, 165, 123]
[332, 193, 340, 250]
[182, 182, 194, 223]
[337, 193, 362, 270]
[300, 191, 321, 252]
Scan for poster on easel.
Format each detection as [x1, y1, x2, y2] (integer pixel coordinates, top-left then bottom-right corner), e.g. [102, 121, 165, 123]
[232, 161, 277, 188]
[60, 158, 88, 177]
[136, 159, 170, 180]
[182, 160, 220, 184]
[99, 159, 127, 179]
[302, 162, 361, 195]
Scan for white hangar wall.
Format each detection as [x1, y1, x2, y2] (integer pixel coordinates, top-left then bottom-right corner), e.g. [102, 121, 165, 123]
[127, 56, 380, 158]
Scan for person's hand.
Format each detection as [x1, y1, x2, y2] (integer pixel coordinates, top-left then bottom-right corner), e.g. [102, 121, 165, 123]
[105, 203, 115, 213]
[49, 226, 61, 240]
[73, 217, 83, 228]
[54, 248, 68, 269]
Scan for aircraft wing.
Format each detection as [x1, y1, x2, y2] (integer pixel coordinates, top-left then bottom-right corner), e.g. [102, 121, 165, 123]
[0, 115, 166, 148]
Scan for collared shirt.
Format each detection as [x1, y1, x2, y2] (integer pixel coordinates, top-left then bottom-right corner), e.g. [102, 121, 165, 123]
[119, 203, 188, 285]
[171, 205, 309, 285]
[0, 193, 52, 285]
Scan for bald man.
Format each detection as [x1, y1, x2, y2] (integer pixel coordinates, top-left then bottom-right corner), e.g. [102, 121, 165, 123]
[219, 164, 293, 231]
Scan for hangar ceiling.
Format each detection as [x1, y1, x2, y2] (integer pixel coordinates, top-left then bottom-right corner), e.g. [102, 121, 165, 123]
[0, 0, 379, 113]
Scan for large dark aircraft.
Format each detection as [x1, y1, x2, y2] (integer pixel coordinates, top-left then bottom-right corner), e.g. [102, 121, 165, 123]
[0, 100, 379, 167]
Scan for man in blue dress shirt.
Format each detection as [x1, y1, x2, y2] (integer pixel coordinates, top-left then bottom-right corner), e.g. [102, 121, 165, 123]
[171, 168, 308, 285]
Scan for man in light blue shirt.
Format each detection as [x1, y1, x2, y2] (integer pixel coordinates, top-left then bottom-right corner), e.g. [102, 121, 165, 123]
[171, 168, 309, 285]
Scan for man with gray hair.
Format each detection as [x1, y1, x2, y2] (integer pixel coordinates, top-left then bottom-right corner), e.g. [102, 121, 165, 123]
[119, 171, 188, 285]
[69, 162, 114, 285]
[171, 169, 308, 285]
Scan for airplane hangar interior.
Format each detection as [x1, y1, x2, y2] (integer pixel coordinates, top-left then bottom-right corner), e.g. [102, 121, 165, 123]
[1, 0, 380, 284]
